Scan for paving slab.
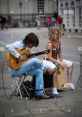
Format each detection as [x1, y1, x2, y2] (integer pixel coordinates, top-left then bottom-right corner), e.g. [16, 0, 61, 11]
[0, 28, 82, 117]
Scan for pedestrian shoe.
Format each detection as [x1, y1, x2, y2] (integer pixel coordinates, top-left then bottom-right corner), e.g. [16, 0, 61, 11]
[35, 95, 50, 100]
[50, 94, 63, 99]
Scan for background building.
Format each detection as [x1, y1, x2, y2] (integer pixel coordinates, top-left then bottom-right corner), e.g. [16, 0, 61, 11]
[0, 0, 58, 27]
[0, 0, 82, 32]
[0, 0, 58, 15]
[58, 0, 82, 32]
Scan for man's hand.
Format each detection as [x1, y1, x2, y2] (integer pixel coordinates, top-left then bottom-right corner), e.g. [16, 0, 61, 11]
[19, 55, 26, 61]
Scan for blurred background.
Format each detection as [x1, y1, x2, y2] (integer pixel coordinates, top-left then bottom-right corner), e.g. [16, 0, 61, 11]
[0, 0, 82, 33]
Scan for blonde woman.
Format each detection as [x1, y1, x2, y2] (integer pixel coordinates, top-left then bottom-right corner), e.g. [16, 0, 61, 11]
[44, 28, 74, 97]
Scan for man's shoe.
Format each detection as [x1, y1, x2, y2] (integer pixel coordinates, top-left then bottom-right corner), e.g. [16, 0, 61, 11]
[50, 94, 63, 98]
[35, 95, 50, 100]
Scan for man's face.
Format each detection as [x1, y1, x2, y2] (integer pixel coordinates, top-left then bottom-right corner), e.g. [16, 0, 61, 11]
[26, 43, 34, 48]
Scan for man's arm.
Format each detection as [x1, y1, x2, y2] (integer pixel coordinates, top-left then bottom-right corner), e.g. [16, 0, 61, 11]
[6, 41, 20, 58]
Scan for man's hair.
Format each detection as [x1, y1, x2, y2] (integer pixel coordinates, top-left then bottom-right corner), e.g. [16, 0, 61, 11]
[24, 33, 39, 47]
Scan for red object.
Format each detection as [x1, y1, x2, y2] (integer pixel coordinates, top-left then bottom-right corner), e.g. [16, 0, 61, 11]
[46, 17, 51, 25]
[56, 16, 62, 24]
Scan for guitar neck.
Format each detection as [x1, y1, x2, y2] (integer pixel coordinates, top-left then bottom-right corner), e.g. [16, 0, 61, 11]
[26, 51, 46, 58]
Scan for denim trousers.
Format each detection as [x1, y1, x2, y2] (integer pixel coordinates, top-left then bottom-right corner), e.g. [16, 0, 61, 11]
[11, 58, 44, 96]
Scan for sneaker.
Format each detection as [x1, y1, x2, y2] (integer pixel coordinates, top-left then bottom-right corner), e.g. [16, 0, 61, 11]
[51, 88, 59, 95]
[67, 83, 75, 90]
[64, 83, 75, 90]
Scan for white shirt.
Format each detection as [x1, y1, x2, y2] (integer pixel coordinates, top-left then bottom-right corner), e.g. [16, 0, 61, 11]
[6, 39, 26, 58]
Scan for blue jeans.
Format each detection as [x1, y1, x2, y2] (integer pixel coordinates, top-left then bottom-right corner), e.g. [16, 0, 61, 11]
[11, 58, 44, 96]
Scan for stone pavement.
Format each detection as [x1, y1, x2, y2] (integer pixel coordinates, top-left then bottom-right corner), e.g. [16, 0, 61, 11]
[0, 28, 82, 117]
[0, 67, 82, 117]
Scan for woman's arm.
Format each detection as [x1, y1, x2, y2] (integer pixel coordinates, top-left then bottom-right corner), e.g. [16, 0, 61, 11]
[47, 42, 60, 64]
[58, 41, 63, 62]
[47, 42, 65, 69]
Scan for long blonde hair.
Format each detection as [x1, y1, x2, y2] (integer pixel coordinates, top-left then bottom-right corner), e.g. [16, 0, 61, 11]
[48, 28, 61, 42]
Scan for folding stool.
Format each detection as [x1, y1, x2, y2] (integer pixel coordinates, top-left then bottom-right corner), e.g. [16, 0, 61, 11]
[11, 73, 31, 99]
[2, 50, 33, 99]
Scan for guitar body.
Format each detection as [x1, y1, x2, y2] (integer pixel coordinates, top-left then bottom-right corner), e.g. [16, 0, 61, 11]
[7, 48, 50, 69]
[7, 49, 31, 69]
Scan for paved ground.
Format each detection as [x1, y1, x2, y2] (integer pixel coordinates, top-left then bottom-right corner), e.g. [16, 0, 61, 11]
[0, 28, 82, 117]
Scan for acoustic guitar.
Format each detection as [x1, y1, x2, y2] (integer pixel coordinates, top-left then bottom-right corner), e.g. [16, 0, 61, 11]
[7, 48, 50, 70]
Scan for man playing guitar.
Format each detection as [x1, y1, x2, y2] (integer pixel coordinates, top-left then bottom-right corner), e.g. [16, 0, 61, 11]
[6, 32, 50, 100]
